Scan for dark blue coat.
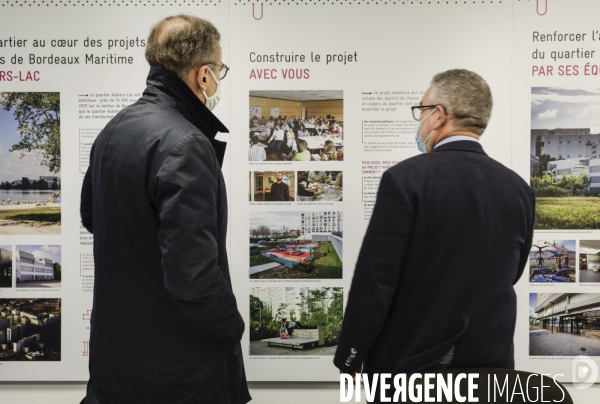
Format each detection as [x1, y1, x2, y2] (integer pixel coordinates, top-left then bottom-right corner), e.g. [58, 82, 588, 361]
[81, 67, 250, 404]
[334, 141, 535, 382]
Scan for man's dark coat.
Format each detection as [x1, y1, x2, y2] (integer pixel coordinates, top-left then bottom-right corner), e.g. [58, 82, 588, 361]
[334, 141, 535, 383]
[81, 67, 250, 404]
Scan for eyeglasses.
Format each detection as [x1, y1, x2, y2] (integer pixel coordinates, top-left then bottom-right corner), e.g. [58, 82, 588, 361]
[411, 105, 447, 121]
[214, 63, 229, 80]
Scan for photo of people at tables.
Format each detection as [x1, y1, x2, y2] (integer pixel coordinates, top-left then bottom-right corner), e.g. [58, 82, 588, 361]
[248, 90, 343, 162]
[252, 171, 296, 202]
[297, 171, 343, 202]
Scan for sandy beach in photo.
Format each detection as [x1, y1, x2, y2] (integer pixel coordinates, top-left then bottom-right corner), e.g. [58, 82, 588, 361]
[0, 224, 61, 235]
[0, 203, 60, 211]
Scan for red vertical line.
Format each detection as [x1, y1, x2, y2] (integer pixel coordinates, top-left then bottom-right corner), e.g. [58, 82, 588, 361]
[536, 0, 548, 16]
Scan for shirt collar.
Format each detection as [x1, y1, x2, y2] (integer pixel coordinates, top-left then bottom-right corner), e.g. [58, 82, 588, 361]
[434, 135, 479, 149]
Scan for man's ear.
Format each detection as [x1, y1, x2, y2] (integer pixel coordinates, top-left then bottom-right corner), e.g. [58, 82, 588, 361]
[431, 104, 448, 130]
[195, 65, 210, 92]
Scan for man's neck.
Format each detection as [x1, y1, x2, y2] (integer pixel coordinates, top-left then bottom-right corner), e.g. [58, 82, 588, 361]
[427, 127, 480, 152]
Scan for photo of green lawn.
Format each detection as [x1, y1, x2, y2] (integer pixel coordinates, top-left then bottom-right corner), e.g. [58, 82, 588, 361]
[535, 198, 600, 229]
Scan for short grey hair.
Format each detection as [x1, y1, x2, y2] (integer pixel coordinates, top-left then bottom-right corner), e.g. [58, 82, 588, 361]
[429, 69, 492, 136]
[145, 15, 221, 81]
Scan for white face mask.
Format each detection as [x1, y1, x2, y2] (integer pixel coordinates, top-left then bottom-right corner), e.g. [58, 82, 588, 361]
[201, 67, 221, 111]
[415, 109, 437, 153]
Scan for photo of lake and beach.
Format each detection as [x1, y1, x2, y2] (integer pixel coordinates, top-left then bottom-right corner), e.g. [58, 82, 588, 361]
[0, 93, 61, 235]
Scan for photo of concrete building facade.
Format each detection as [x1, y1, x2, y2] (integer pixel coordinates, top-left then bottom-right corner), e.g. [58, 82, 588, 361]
[15, 245, 61, 288]
[530, 293, 600, 356]
[251, 287, 311, 320]
[531, 128, 600, 195]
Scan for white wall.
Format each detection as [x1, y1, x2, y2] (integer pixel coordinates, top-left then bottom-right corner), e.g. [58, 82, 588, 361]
[0, 382, 597, 403]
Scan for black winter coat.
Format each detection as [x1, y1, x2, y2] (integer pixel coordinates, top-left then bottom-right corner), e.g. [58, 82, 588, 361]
[81, 67, 250, 404]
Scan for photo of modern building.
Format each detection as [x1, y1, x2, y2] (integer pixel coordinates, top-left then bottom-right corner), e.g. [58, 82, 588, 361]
[531, 128, 600, 194]
[530, 293, 600, 356]
[0, 246, 12, 288]
[15, 245, 61, 288]
[530, 87, 600, 229]
[0, 298, 61, 361]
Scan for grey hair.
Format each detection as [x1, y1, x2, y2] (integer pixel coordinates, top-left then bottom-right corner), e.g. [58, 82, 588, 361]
[145, 15, 221, 81]
[429, 69, 492, 136]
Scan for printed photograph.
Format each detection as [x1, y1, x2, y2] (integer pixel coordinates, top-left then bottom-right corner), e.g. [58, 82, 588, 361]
[531, 87, 600, 229]
[579, 240, 600, 283]
[15, 245, 61, 288]
[0, 298, 61, 361]
[297, 171, 343, 202]
[249, 287, 343, 356]
[0, 245, 12, 288]
[0, 92, 61, 235]
[530, 293, 600, 356]
[248, 90, 343, 162]
[529, 240, 575, 282]
[252, 171, 295, 202]
[249, 211, 343, 279]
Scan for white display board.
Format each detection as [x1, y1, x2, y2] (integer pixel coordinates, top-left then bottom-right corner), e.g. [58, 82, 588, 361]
[0, 0, 597, 387]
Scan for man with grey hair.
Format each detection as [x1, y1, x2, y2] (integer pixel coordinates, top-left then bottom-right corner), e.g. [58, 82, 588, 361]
[81, 15, 250, 404]
[334, 69, 535, 401]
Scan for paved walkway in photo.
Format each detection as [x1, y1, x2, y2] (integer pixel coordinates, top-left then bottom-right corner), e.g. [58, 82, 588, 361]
[0, 224, 60, 235]
[580, 270, 600, 283]
[249, 262, 280, 275]
[16, 280, 62, 289]
[529, 327, 600, 356]
[249, 341, 336, 356]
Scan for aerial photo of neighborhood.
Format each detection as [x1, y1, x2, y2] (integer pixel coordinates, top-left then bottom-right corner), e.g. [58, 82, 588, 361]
[0, 298, 61, 361]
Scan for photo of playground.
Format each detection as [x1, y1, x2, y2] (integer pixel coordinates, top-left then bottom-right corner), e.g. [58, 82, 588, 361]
[579, 240, 600, 283]
[248, 90, 343, 162]
[249, 211, 342, 279]
[529, 240, 575, 282]
[0, 298, 61, 361]
[249, 287, 343, 356]
[0, 92, 61, 235]
[530, 293, 600, 356]
[530, 87, 600, 229]
[15, 245, 61, 289]
[0, 245, 12, 288]
[252, 171, 295, 202]
[297, 171, 343, 202]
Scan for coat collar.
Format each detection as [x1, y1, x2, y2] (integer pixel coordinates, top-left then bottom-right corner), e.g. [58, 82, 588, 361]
[432, 140, 487, 155]
[143, 67, 229, 165]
